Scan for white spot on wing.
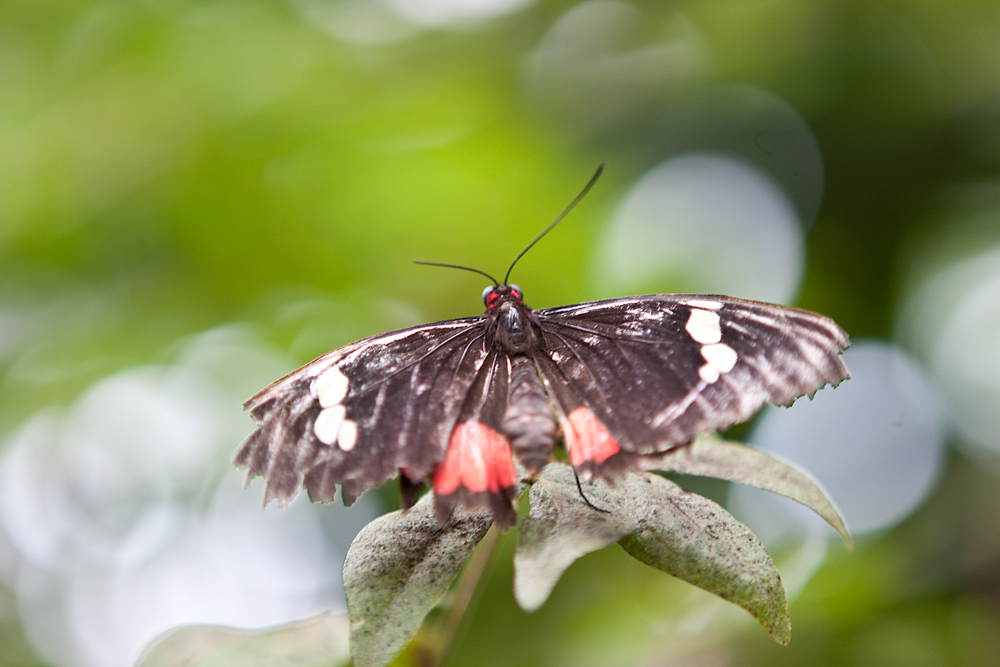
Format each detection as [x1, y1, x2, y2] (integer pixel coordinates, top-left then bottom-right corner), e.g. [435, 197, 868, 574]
[315, 366, 349, 408]
[702, 342, 738, 373]
[338, 419, 358, 451]
[685, 299, 723, 310]
[314, 405, 346, 445]
[686, 308, 722, 344]
[698, 363, 721, 383]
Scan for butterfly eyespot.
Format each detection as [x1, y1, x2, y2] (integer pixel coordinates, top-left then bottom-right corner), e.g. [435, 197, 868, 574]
[482, 285, 495, 306]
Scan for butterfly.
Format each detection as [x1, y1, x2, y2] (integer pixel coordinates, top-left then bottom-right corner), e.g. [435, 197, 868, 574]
[233, 166, 850, 528]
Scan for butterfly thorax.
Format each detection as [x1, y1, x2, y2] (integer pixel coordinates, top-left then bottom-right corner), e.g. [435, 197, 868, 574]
[482, 284, 545, 356]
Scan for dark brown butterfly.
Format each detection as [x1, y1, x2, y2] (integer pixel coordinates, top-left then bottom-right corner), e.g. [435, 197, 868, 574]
[233, 167, 849, 527]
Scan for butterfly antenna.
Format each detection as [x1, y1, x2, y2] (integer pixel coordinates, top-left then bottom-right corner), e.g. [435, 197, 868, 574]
[414, 260, 499, 286]
[574, 468, 611, 514]
[503, 163, 604, 285]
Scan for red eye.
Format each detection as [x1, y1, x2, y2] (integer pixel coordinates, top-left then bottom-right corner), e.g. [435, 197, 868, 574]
[482, 285, 496, 307]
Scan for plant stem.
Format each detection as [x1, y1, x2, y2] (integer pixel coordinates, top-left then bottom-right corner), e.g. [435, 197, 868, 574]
[419, 522, 502, 667]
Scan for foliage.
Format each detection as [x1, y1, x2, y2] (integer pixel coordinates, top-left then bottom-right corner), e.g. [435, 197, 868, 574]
[339, 437, 848, 666]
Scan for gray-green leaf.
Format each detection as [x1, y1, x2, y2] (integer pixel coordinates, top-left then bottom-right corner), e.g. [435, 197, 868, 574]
[343, 492, 494, 667]
[514, 464, 637, 612]
[134, 613, 350, 667]
[645, 436, 852, 549]
[618, 473, 791, 644]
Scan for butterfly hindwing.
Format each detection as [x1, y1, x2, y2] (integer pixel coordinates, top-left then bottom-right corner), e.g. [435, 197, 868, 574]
[235, 318, 490, 507]
[430, 350, 519, 527]
[534, 295, 849, 470]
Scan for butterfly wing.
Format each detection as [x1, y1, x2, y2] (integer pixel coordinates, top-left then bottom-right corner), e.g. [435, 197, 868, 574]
[234, 317, 490, 507]
[429, 349, 520, 527]
[534, 295, 850, 472]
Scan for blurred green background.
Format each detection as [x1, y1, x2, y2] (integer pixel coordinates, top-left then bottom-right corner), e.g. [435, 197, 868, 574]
[2, 1, 1000, 666]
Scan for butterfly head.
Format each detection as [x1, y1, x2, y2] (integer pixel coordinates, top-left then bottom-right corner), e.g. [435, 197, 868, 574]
[483, 283, 537, 354]
[482, 283, 523, 310]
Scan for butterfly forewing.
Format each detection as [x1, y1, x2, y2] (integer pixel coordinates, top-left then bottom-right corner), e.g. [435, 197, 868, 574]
[534, 295, 849, 463]
[235, 318, 490, 506]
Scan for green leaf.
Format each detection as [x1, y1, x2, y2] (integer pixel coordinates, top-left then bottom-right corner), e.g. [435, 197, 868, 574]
[343, 491, 494, 667]
[618, 473, 791, 644]
[513, 463, 792, 643]
[514, 464, 637, 612]
[134, 612, 350, 667]
[646, 436, 853, 550]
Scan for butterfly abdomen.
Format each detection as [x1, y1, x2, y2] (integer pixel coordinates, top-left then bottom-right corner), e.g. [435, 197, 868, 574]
[501, 356, 557, 475]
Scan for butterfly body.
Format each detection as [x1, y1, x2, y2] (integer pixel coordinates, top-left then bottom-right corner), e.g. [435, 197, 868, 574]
[234, 288, 849, 528]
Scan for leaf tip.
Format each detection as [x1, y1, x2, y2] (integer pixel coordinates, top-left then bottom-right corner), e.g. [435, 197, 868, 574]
[771, 622, 792, 646]
[513, 582, 548, 614]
